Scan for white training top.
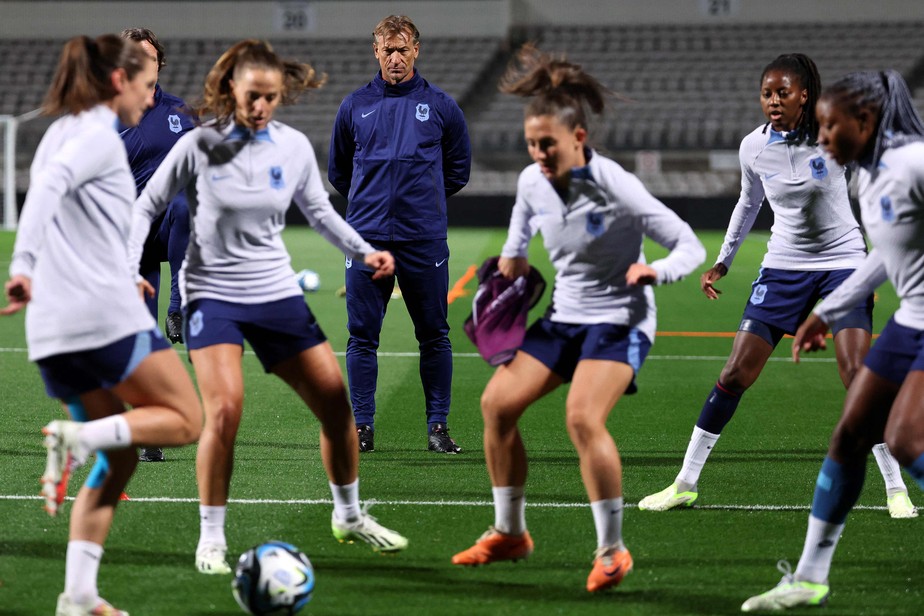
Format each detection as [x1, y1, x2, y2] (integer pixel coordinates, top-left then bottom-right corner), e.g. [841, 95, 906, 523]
[814, 141, 924, 330]
[9, 105, 156, 361]
[129, 121, 376, 306]
[715, 126, 867, 272]
[500, 150, 706, 343]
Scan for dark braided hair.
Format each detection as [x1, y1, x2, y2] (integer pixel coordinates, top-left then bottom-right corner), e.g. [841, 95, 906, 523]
[820, 70, 924, 167]
[760, 53, 822, 141]
[499, 43, 608, 132]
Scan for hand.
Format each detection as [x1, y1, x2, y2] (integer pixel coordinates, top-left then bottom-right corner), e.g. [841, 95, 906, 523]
[700, 264, 728, 300]
[791, 313, 830, 362]
[365, 250, 395, 280]
[1, 275, 32, 316]
[498, 256, 529, 280]
[138, 279, 156, 300]
[626, 263, 657, 286]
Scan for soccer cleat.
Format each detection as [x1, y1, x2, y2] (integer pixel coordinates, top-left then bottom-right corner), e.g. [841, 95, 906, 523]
[357, 424, 375, 453]
[887, 491, 918, 519]
[428, 424, 461, 454]
[196, 543, 232, 575]
[586, 545, 633, 592]
[165, 312, 183, 344]
[452, 526, 534, 566]
[741, 560, 829, 612]
[41, 421, 90, 516]
[56, 592, 128, 616]
[138, 447, 165, 462]
[331, 505, 408, 553]
[638, 482, 698, 511]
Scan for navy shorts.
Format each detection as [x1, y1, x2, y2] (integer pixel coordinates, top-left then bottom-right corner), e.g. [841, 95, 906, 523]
[37, 327, 170, 399]
[863, 317, 924, 385]
[184, 296, 326, 372]
[519, 318, 651, 393]
[740, 267, 873, 347]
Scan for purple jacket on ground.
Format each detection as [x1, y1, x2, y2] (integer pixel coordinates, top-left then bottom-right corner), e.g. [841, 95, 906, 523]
[464, 256, 546, 366]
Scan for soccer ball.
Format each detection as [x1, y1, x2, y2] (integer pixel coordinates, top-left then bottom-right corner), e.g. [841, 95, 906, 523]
[296, 269, 321, 293]
[232, 541, 315, 615]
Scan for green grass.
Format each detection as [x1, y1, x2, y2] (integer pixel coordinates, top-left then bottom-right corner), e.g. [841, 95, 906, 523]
[0, 228, 920, 616]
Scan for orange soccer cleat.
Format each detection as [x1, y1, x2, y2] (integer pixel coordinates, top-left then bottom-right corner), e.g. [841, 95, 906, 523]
[586, 545, 633, 592]
[451, 526, 534, 566]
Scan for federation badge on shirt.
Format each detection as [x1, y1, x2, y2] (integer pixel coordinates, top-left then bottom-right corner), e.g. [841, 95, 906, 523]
[586, 211, 605, 237]
[880, 195, 895, 222]
[809, 157, 828, 180]
[415, 103, 430, 122]
[270, 166, 285, 190]
[168, 114, 183, 134]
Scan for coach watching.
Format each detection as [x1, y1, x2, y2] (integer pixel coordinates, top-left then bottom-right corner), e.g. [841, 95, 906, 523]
[329, 14, 471, 455]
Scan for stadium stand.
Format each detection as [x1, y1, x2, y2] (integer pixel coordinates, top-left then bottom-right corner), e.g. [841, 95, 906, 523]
[2, 22, 924, 200]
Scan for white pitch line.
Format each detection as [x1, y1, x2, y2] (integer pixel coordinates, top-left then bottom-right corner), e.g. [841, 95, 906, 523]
[0, 494, 894, 512]
[0, 347, 835, 362]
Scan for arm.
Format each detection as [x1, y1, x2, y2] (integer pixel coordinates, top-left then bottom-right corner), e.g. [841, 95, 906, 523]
[498, 176, 536, 279]
[714, 141, 766, 271]
[294, 144, 381, 263]
[327, 101, 355, 199]
[128, 134, 197, 280]
[441, 101, 471, 197]
[813, 248, 888, 327]
[10, 128, 119, 279]
[619, 172, 706, 285]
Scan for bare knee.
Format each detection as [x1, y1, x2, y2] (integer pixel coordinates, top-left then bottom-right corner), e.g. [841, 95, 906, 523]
[564, 405, 602, 448]
[828, 422, 874, 461]
[717, 362, 756, 392]
[205, 398, 243, 442]
[884, 425, 922, 466]
[480, 387, 521, 433]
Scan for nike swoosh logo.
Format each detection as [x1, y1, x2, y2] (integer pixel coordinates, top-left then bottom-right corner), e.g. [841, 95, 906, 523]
[361, 109, 377, 118]
[435, 259, 447, 267]
[603, 565, 623, 578]
[764, 172, 780, 181]
[211, 174, 231, 181]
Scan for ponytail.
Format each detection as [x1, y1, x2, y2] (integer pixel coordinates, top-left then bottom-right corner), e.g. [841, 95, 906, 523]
[43, 34, 148, 115]
[499, 43, 608, 131]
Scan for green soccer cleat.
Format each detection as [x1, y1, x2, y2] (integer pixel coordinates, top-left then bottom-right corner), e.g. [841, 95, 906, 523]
[332, 504, 408, 553]
[195, 543, 232, 575]
[741, 561, 829, 612]
[887, 491, 918, 519]
[638, 482, 698, 511]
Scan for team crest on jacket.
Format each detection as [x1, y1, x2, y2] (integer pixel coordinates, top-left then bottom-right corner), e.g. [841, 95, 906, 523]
[168, 114, 182, 134]
[809, 157, 828, 180]
[269, 166, 284, 189]
[585, 211, 605, 237]
[880, 195, 895, 222]
[415, 103, 430, 122]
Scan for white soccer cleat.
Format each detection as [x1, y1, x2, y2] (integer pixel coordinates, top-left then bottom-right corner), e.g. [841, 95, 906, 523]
[887, 491, 918, 519]
[41, 420, 90, 516]
[196, 543, 232, 575]
[331, 505, 408, 553]
[638, 482, 698, 511]
[56, 592, 129, 616]
[741, 561, 829, 612]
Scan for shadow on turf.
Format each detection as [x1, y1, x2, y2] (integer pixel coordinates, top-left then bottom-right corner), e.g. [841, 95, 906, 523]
[0, 539, 192, 568]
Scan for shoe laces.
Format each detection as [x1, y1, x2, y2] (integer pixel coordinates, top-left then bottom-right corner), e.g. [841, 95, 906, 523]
[775, 559, 795, 586]
[592, 543, 625, 565]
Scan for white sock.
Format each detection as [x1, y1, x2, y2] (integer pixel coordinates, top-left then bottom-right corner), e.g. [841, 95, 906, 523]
[330, 479, 360, 523]
[676, 426, 720, 489]
[198, 505, 227, 549]
[79, 415, 131, 451]
[794, 514, 844, 584]
[872, 443, 908, 496]
[65, 540, 103, 606]
[492, 486, 526, 535]
[590, 497, 624, 549]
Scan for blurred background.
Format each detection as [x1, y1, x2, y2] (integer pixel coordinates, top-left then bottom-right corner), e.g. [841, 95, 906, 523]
[2, 0, 923, 228]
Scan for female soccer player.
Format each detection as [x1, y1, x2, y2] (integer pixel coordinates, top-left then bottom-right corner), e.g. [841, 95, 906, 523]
[451, 45, 706, 592]
[2, 35, 203, 616]
[639, 54, 916, 518]
[128, 40, 407, 575]
[742, 70, 924, 611]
